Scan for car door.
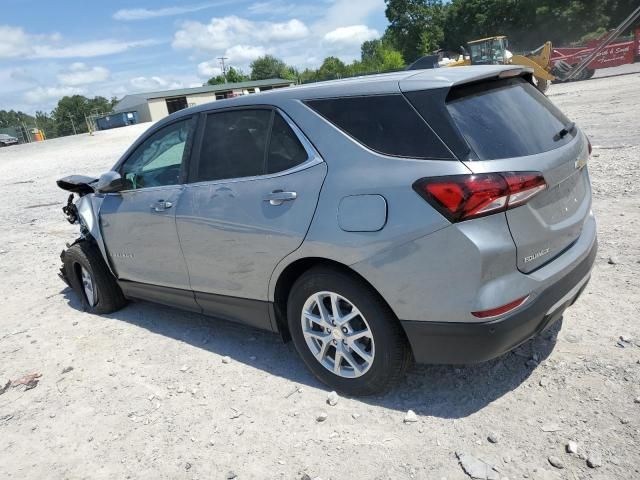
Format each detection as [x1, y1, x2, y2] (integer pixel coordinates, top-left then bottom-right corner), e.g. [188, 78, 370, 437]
[100, 116, 199, 310]
[175, 107, 326, 327]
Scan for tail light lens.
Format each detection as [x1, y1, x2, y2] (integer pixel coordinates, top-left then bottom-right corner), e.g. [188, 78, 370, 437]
[413, 172, 546, 222]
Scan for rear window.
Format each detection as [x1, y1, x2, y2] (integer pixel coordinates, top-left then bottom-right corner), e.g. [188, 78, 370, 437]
[305, 95, 453, 159]
[446, 78, 575, 160]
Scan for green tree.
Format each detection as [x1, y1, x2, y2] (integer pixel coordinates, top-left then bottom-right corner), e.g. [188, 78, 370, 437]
[52, 95, 114, 137]
[297, 68, 318, 83]
[0, 110, 35, 129]
[207, 66, 249, 85]
[316, 57, 347, 81]
[361, 39, 383, 63]
[442, 0, 612, 52]
[250, 55, 296, 80]
[385, 0, 446, 62]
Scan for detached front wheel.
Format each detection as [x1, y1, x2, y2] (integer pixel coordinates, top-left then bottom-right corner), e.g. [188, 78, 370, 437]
[288, 267, 411, 396]
[62, 241, 127, 314]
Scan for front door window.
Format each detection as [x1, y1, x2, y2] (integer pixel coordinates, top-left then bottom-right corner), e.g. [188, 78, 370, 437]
[120, 118, 192, 190]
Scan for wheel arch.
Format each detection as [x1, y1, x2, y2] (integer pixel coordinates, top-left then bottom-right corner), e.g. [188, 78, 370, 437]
[271, 256, 399, 342]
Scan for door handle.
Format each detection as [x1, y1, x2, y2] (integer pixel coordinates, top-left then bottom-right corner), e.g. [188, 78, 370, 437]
[151, 200, 173, 212]
[263, 190, 297, 206]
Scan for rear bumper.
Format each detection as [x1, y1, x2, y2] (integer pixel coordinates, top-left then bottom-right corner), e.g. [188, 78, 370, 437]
[400, 237, 597, 364]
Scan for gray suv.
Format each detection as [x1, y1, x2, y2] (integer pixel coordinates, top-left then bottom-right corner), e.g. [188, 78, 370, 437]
[57, 65, 596, 395]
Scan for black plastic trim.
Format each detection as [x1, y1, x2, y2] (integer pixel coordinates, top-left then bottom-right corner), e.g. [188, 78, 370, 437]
[118, 280, 276, 332]
[195, 290, 275, 332]
[119, 280, 201, 313]
[400, 238, 597, 364]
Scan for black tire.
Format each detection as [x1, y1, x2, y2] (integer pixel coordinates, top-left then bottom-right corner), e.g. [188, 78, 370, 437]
[287, 266, 411, 396]
[62, 241, 127, 314]
[535, 78, 549, 94]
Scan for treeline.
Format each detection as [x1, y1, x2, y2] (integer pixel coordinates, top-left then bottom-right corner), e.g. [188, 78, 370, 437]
[386, 0, 637, 62]
[209, 0, 638, 85]
[207, 41, 405, 85]
[1, 95, 117, 140]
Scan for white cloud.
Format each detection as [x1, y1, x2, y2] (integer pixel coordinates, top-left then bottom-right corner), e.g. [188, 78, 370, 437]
[197, 45, 266, 78]
[113, 3, 222, 21]
[314, 0, 383, 34]
[323, 25, 378, 46]
[197, 60, 222, 77]
[248, 1, 325, 18]
[0, 25, 157, 59]
[24, 86, 85, 104]
[129, 76, 185, 91]
[57, 63, 110, 86]
[31, 39, 158, 59]
[225, 45, 267, 64]
[173, 16, 309, 52]
[0, 25, 53, 58]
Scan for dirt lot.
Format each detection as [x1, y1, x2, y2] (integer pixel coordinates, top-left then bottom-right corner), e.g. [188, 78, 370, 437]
[1, 65, 639, 480]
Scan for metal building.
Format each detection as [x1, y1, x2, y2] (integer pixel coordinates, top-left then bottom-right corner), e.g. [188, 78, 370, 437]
[112, 78, 295, 123]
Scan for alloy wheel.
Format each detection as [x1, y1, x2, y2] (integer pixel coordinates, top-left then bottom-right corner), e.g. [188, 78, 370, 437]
[300, 291, 375, 378]
[80, 266, 97, 307]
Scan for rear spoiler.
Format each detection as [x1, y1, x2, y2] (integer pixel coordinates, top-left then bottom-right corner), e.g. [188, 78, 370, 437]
[400, 66, 534, 93]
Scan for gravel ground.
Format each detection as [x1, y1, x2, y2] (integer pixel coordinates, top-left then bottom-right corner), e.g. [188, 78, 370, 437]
[1, 64, 639, 480]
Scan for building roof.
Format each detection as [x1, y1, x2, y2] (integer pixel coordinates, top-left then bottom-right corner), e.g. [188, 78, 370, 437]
[124, 78, 294, 102]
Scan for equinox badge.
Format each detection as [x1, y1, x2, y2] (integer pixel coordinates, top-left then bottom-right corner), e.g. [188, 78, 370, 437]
[524, 248, 550, 263]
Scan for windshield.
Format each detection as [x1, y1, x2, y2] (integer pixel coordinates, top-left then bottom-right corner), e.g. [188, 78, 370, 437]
[469, 38, 507, 65]
[446, 77, 576, 160]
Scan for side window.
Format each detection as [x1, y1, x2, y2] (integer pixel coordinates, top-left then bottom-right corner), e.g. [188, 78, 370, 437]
[195, 109, 271, 182]
[305, 95, 453, 160]
[266, 113, 308, 174]
[121, 118, 192, 190]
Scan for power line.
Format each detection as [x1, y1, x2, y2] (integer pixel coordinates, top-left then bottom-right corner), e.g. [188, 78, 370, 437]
[218, 56, 229, 82]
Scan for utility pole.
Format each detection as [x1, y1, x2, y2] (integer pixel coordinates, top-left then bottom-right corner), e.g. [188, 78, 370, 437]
[218, 56, 229, 82]
[68, 113, 77, 136]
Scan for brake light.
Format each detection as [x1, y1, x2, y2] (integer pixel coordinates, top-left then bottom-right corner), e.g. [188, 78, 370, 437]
[413, 172, 546, 222]
[471, 295, 529, 318]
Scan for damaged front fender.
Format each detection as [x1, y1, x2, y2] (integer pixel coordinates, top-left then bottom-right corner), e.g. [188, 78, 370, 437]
[75, 195, 112, 272]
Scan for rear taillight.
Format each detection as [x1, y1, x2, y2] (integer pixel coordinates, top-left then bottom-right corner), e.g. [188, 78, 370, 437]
[413, 172, 546, 222]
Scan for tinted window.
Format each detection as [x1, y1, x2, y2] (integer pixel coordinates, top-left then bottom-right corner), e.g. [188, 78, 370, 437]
[266, 114, 308, 174]
[446, 78, 575, 160]
[121, 118, 192, 189]
[196, 109, 271, 182]
[305, 95, 452, 159]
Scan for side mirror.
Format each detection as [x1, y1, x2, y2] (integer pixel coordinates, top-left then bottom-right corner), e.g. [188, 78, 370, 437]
[96, 171, 130, 193]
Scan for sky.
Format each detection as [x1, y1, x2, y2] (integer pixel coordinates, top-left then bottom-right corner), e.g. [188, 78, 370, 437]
[0, 0, 387, 114]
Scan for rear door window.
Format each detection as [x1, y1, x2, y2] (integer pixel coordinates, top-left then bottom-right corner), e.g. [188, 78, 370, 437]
[266, 113, 308, 174]
[195, 109, 271, 182]
[446, 78, 575, 160]
[193, 109, 310, 183]
[305, 95, 453, 160]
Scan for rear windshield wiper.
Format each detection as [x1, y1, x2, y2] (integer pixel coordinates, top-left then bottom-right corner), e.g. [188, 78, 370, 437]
[554, 122, 576, 141]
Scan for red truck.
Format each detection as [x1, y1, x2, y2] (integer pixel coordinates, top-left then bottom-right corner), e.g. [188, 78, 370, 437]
[551, 28, 640, 80]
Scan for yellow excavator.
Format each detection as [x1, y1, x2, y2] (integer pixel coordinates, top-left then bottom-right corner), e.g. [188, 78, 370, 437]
[446, 36, 556, 92]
